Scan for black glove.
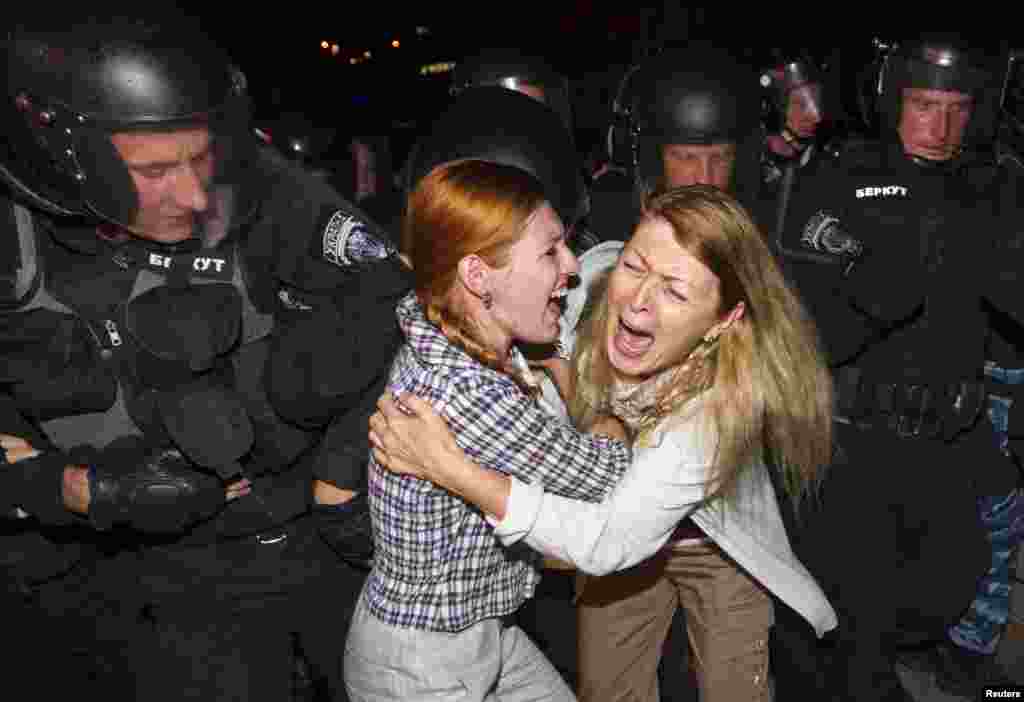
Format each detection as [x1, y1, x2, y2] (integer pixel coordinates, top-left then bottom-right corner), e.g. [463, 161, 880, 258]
[88, 441, 226, 533]
[0, 449, 80, 526]
[314, 492, 374, 570]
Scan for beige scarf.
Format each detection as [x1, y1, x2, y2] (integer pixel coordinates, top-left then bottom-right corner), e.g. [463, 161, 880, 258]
[607, 336, 717, 437]
[608, 367, 680, 433]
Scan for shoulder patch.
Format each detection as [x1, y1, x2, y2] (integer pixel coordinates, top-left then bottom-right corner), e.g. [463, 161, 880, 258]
[318, 208, 396, 268]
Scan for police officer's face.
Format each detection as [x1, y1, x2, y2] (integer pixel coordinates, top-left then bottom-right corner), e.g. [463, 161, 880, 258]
[111, 128, 215, 243]
[898, 88, 974, 162]
[785, 84, 823, 139]
[661, 143, 735, 191]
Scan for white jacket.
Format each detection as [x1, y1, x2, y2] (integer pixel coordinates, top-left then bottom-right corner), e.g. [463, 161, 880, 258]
[496, 241, 837, 638]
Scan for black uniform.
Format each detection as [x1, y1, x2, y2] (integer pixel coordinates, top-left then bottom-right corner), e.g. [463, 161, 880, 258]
[0, 148, 410, 701]
[0, 395, 138, 697]
[772, 137, 1023, 700]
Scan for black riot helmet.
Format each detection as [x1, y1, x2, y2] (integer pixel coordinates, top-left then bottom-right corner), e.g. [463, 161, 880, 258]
[1, 14, 253, 229]
[256, 111, 337, 171]
[759, 50, 825, 142]
[606, 62, 645, 170]
[450, 48, 573, 132]
[877, 35, 1005, 155]
[617, 44, 762, 204]
[997, 49, 1024, 165]
[407, 86, 586, 232]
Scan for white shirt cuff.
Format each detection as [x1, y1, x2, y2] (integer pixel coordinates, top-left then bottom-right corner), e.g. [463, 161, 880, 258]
[487, 476, 544, 545]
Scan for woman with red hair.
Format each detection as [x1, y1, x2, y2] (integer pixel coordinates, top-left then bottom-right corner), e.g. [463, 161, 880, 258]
[343, 159, 633, 702]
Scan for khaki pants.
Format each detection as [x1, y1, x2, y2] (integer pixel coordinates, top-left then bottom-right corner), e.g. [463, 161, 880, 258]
[576, 541, 772, 702]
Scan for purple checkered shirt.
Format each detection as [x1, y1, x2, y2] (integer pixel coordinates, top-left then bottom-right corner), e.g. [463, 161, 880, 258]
[363, 291, 632, 632]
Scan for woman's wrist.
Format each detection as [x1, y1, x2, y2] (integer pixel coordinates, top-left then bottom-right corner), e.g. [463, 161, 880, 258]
[440, 449, 510, 520]
[426, 436, 470, 491]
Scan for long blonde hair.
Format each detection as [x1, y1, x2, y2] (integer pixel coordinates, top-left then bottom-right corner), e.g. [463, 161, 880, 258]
[571, 185, 832, 510]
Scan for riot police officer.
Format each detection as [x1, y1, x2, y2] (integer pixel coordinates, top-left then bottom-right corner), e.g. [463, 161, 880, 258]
[450, 47, 574, 130]
[1, 13, 409, 701]
[404, 86, 586, 232]
[759, 51, 827, 187]
[390, 46, 583, 251]
[774, 35, 1023, 700]
[589, 42, 763, 246]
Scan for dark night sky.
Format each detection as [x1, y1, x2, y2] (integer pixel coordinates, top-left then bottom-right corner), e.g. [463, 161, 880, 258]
[188, 5, 868, 125]
[138, 3, 889, 162]
[188, 5, 678, 140]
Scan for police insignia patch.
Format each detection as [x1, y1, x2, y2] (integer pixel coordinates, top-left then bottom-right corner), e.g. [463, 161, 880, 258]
[321, 210, 394, 267]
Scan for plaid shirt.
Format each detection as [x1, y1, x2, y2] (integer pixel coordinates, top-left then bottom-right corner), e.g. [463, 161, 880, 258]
[364, 291, 632, 632]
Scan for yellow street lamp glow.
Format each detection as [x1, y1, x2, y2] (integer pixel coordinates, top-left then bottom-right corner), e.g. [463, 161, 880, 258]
[391, 39, 400, 48]
[320, 41, 329, 50]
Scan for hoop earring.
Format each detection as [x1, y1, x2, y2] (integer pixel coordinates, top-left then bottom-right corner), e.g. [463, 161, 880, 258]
[698, 333, 720, 358]
[482, 292, 493, 309]
[684, 333, 719, 368]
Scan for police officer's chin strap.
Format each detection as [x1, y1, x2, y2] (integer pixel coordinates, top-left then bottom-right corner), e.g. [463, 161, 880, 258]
[766, 128, 810, 169]
[780, 126, 811, 153]
[906, 142, 968, 172]
[908, 152, 960, 172]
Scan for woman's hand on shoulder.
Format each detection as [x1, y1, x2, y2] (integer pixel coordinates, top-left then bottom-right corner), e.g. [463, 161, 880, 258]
[369, 392, 459, 483]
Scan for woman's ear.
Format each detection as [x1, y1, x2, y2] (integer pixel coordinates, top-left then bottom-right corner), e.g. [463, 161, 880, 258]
[457, 254, 491, 300]
[710, 301, 746, 339]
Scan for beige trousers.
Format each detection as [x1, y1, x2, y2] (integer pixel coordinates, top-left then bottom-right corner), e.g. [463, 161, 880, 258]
[576, 541, 773, 702]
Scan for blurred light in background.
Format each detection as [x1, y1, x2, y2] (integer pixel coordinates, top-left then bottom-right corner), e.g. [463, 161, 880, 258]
[420, 61, 456, 76]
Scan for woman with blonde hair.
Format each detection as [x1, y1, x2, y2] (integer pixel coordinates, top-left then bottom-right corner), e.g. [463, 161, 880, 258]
[370, 185, 838, 701]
